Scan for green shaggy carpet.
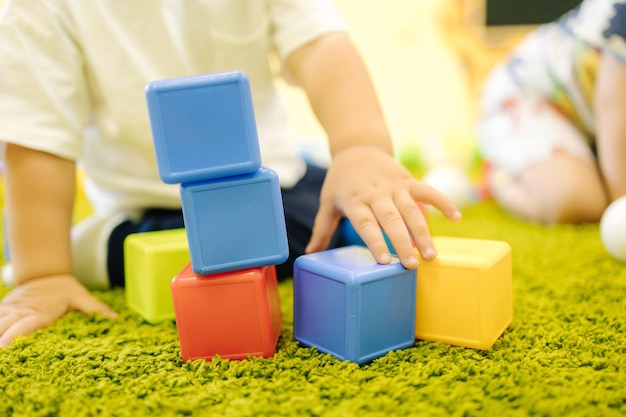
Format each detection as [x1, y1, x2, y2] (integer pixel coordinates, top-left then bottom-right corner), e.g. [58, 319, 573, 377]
[1, 200, 625, 417]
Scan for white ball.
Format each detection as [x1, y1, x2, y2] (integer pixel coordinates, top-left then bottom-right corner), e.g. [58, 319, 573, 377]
[600, 195, 626, 262]
[1, 264, 13, 287]
[422, 165, 475, 209]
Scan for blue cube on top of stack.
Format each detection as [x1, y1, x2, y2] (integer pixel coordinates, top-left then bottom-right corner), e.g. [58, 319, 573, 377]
[146, 71, 288, 361]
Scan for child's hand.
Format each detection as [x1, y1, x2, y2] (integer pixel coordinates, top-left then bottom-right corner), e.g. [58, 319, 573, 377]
[0, 275, 118, 347]
[306, 145, 462, 269]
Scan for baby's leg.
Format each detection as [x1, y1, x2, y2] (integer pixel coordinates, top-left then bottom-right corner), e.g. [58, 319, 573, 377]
[479, 98, 607, 224]
[72, 208, 187, 289]
[72, 212, 140, 289]
[489, 155, 607, 223]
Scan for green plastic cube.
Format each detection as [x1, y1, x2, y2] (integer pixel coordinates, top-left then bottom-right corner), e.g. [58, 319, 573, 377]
[124, 229, 190, 323]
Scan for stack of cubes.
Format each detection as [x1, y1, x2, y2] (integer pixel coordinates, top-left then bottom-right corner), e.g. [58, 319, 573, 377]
[146, 71, 288, 361]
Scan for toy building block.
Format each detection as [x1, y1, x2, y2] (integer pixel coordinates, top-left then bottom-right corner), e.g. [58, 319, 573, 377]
[124, 229, 189, 323]
[293, 245, 416, 364]
[146, 70, 261, 184]
[180, 167, 288, 275]
[415, 236, 513, 350]
[171, 263, 283, 361]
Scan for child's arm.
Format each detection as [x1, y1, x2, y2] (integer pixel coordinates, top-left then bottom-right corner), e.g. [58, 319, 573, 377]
[0, 144, 116, 347]
[285, 32, 461, 268]
[595, 51, 626, 202]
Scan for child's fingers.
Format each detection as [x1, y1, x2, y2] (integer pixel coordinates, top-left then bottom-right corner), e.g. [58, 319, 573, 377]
[70, 294, 118, 319]
[370, 197, 419, 268]
[393, 192, 435, 263]
[0, 312, 49, 348]
[411, 181, 462, 221]
[0, 312, 19, 347]
[343, 205, 393, 265]
[305, 203, 341, 254]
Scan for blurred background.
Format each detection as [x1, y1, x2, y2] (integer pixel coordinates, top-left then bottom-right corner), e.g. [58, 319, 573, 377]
[0, 0, 580, 178]
[279, 0, 552, 174]
[280, 0, 477, 170]
[280, 0, 580, 192]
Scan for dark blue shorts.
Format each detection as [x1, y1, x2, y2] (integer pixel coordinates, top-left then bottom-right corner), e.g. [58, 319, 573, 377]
[107, 164, 345, 286]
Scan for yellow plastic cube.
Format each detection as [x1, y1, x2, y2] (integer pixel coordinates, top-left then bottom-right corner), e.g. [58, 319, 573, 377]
[415, 236, 512, 350]
[124, 229, 190, 324]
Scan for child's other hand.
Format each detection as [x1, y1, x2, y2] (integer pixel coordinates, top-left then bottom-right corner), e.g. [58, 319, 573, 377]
[0, 275, 118, 347]
[306, 145, 462, 269]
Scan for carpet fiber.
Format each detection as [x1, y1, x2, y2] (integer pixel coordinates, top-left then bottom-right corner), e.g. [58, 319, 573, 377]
[1, 200, 625, 416]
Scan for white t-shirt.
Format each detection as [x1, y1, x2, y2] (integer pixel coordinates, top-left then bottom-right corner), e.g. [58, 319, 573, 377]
[0, 0, 346, 214]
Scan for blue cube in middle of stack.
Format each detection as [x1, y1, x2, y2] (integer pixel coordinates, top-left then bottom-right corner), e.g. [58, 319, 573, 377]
[146, 70, 289, 275]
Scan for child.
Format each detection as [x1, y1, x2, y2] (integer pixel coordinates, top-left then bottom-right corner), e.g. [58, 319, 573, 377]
[0, 1, 461, 347]
[478, 0, 626, 224]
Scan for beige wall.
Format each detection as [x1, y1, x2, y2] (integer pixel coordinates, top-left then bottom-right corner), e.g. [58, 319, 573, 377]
[280, 0, 475, 165]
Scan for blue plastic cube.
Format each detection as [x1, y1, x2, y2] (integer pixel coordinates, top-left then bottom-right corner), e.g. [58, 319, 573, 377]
[180, 167, 288, 275]
[146, 70, 261, 184]
[293, 246, 417, 364]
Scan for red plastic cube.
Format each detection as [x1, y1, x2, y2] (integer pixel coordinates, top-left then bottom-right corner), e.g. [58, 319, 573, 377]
[171, 263, 282, 361]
